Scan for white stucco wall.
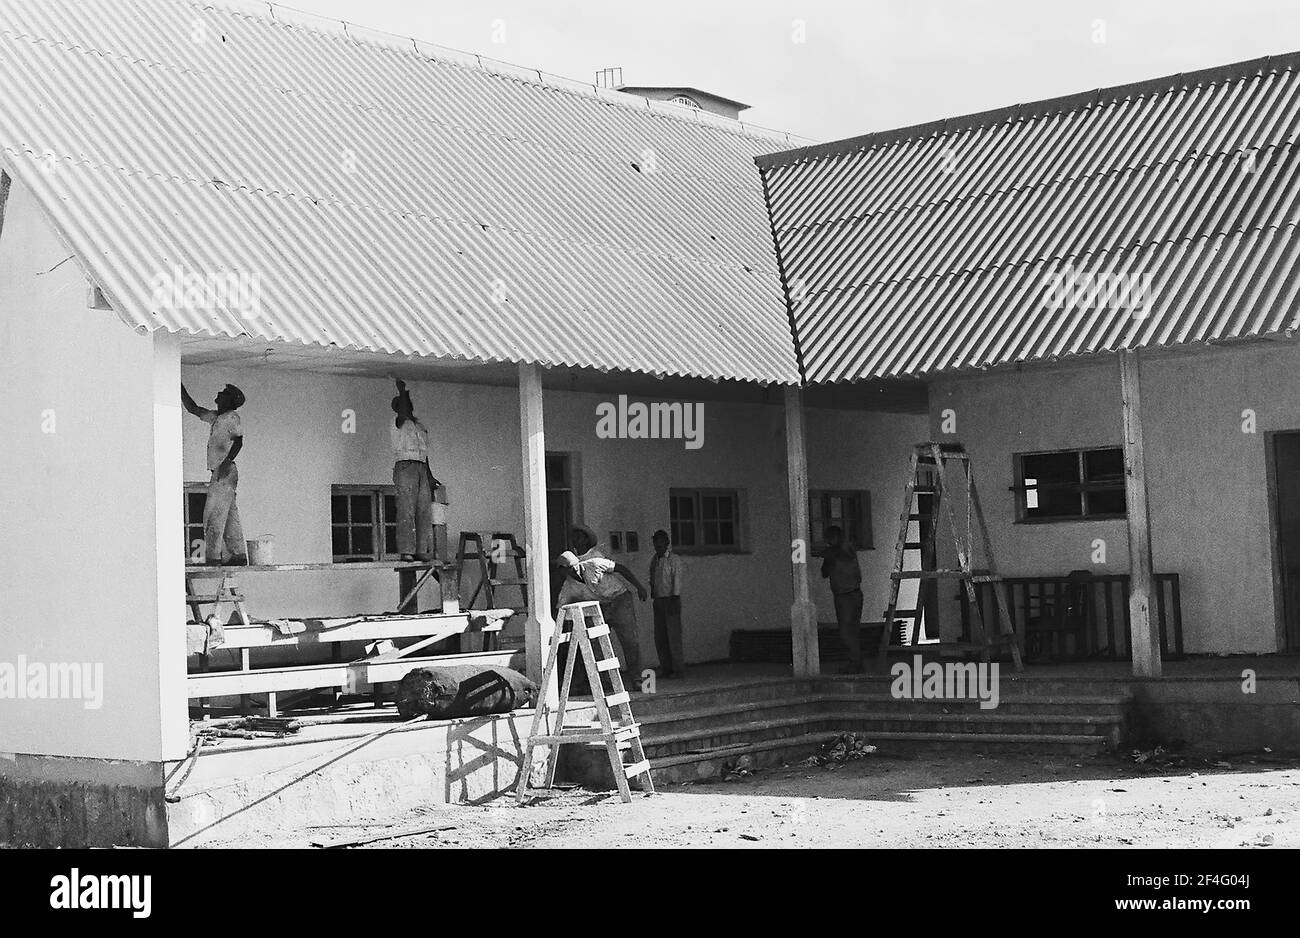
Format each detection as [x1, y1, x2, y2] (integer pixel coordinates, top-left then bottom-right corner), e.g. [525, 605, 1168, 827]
[930, 344, 1300, 655]
[181, 362, 927, 666]
[0, 178, 187, 762]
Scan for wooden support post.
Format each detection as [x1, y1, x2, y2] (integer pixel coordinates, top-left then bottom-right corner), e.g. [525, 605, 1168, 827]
[1120, 350, 1162, 678]
[519, 363, 557, 704]
[785, 386, 820, 676]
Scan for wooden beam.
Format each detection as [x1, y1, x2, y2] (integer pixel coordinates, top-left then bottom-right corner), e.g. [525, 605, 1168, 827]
[519, 363, 556, 704]
[1120, 350, 1162, 677]
[186, 649, 519, 699]
[186, 560, 444, 575]
[213, 613, 470, 650]
[785, 386, 820, 676]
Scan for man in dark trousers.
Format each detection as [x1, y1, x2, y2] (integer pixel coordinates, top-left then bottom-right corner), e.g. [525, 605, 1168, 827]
[390, 378, 434, 561]
[821, 525, 863, 672]
[649, 529, 686, 678]
[182, 383, 247, 565]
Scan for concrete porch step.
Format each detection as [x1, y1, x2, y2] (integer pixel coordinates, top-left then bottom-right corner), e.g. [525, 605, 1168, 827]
[638, 711, 1119, 758]
[818, 675, 1136, 698]
[628, 679, 810, 714]
[817, 692, 1131, 715]
[564, 732, 842, 787]
[566, 722, 1115, 790]
[631, 698, 1125, 747]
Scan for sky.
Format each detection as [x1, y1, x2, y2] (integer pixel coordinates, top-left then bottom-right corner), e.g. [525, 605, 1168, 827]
[270, 0, 1300, 142]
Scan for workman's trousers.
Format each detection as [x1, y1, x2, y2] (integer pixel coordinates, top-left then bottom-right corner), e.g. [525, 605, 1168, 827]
[652, 596, 685, 676]
[204, 461, 245, 562]
[834, 588, 865, 670]
[393, 459, 432, 558]
[601, 592, 642, 680]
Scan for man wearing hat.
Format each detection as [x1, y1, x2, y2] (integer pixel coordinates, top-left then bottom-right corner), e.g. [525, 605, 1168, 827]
[557, 525, 648, 681]
[390, 378, 436, 562]
[182, 382, 248, 565]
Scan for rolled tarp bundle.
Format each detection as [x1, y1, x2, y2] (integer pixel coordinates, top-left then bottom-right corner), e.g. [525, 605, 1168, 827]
[395, 664, 538, 719]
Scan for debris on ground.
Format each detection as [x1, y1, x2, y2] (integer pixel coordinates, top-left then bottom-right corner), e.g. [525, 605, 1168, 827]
[722, 754, 756, 781]
[799, 733, 877, 768]
[1127, 746, 1295, 771]
[195, 716, 302, 740]
[310, 822, 457, 849]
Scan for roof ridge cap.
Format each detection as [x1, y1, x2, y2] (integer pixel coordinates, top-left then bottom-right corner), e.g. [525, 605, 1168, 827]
[193, 0, 808, 147]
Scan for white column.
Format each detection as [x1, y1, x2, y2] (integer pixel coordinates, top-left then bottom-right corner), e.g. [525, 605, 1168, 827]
[153, 330, 191, 758]
[1120, 350, 1162, 678]
[785, 386, 820, 676]
[519, 363, 556, 704]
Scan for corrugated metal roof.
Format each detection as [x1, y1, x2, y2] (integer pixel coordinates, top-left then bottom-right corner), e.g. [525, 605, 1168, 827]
[0, 0, 805, 384]
[757, 52, 1300, 384]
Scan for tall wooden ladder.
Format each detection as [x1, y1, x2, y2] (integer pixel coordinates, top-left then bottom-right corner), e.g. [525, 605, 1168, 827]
[516, 601, 655, 804]
[877, 442, 1024, 670]
[891, 461, 939, 646]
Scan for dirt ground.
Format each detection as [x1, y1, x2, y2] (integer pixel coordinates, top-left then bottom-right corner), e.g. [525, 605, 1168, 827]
[207, 749, 1300, 849]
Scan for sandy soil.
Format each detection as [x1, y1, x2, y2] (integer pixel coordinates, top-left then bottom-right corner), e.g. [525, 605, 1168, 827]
[207, 750, 1300, 849]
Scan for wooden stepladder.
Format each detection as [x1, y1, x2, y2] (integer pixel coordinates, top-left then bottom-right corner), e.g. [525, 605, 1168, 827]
[516, 601, 655, 804]
[185, 569, 251, 631]
[457, 532, 528, 612]
[878, 443, 1024, 671]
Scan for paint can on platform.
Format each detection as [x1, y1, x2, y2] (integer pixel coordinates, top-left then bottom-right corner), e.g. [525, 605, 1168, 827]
[246, 535, 275, 566]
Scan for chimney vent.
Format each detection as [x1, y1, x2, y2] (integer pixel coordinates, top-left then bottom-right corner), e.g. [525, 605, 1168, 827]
[595, 67, 623, 89]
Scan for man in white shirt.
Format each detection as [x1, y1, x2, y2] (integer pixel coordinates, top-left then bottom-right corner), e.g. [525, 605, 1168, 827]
[649, 529, 686, 678]
[557, 526, 648, 681]
[182, 383, 247, 565]
[391, 378, 434, 562]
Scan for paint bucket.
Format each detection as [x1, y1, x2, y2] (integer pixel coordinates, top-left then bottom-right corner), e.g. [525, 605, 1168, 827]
[246, 535, 275, 566]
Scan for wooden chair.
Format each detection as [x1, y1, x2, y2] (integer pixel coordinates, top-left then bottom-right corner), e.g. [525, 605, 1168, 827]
[1024, 570, 1094, 662]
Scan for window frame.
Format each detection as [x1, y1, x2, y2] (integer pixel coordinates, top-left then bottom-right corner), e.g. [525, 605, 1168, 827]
[809, 489, 872, 553]
[331, 484, 400, 562]
[1013, 446, 1127, 524]
[668, 487, 747, 555]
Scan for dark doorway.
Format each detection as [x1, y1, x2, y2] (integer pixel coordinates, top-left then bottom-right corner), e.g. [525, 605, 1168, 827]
[546, 452, 577, 609]
[1271, 432, 1300, 651]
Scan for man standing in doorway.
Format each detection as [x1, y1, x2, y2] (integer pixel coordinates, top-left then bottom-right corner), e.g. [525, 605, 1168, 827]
[649, 529, 686, 679]
[821, 525, 863, 673]
[182, 383, 248, 566]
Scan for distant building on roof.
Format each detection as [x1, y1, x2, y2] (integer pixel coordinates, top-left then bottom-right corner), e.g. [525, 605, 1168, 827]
[596, 67, 751, 120]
